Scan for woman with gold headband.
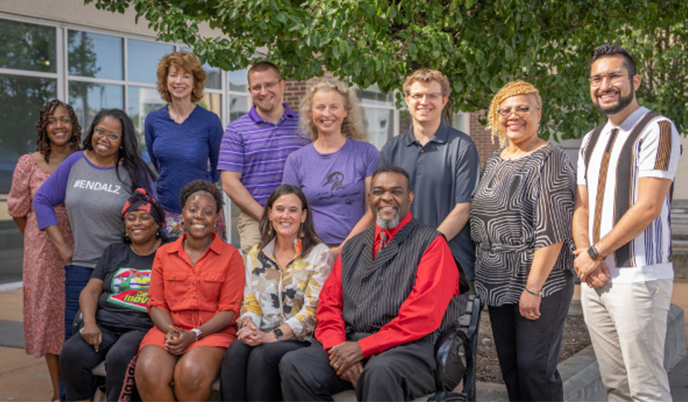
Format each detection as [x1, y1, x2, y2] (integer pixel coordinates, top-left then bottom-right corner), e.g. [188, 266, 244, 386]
[469, 80, 576, 401]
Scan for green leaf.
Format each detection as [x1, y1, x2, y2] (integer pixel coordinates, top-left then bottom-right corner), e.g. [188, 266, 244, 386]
[276, 12, 288, 24]
[84, 0, 688, 137]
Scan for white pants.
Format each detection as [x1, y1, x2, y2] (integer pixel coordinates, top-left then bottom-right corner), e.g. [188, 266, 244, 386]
[581, 279, 673, 402]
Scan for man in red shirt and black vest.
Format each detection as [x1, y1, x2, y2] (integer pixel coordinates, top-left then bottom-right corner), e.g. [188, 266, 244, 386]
[280, 165, 465, 401]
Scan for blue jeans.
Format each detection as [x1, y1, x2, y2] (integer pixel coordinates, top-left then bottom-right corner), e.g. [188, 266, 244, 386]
[61, 264, 92, 401]
[63, 264, 92, 342]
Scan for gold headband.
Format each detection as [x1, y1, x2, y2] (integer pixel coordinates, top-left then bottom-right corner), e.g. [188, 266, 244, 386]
[487, 80, 540, 146]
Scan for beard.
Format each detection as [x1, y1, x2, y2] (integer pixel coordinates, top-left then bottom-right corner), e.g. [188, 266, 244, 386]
[376, 209, 400, 230]
[594, 86, 635, 115]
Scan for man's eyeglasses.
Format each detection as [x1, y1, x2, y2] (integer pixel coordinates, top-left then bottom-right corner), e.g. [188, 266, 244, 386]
[407, 92, 445, 102]
[589, 72, 626, 88]
[94, 128, 121, 142]
[496, 106, 540, 117]
[250, 81, 280, 93]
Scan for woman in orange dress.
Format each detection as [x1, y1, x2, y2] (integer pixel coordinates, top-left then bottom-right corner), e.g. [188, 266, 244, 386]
[7, 99, 81, 401]
[135, 180, 244, 401]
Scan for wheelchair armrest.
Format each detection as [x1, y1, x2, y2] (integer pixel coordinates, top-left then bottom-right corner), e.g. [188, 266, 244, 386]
[466, 297, 481, 340]
[433, 296, 483, 402]
[434, 326, 459, 391]
[72, 309, 84, 335]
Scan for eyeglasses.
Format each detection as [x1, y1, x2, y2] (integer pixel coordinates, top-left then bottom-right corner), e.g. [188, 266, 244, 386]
[407, 92, 445, 102]
[249, 81, 280, 93]
[589, 71, 626, 88]
[94, 128, 121, 142]
[496, 106, 540, 117]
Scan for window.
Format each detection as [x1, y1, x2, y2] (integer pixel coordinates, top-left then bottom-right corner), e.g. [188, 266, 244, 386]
[68, 31, 123, 80]
[0, 14, 255, 256]
[0, 19, 56, 73]
[357, 85, 398, 150]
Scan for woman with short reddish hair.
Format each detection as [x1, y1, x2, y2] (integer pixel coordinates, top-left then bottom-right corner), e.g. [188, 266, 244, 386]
[145, 52, 224, 238]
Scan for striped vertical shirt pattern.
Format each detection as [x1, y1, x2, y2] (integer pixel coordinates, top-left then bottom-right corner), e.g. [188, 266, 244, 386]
[217, 104, 308, 206]
[577, 106, 681, 282]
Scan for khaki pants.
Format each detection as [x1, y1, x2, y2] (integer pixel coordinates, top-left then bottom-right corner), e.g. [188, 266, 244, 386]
[581, 278, 673, 402]
[237, 210, 261, 254]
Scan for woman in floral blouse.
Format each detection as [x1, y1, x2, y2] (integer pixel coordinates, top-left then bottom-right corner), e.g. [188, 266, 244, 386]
[220, 184, 333, 401]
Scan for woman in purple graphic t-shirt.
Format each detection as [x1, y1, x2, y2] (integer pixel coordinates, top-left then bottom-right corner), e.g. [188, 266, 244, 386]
[282, 78, 379, 259]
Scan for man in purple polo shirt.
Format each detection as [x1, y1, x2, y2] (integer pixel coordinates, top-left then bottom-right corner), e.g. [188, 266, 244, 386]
[219, 61, 308, 253]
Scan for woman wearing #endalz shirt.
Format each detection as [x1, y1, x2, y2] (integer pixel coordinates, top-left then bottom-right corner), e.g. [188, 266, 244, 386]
[33, 108, 156, 344]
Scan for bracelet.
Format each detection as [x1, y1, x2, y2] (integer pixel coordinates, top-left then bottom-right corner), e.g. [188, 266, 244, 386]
[525, 287, 542, 297]
[190, 328, 203, 341]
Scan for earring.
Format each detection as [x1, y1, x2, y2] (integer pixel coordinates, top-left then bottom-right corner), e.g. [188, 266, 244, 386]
[298, 223, 304, 238]
[124, 232, 130, 241]
[155, 228, 162, 238]
[268, 222, 273, 236]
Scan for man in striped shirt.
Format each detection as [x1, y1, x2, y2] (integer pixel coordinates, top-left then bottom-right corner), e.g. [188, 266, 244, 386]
[219, 61, 308, 253]
[573, 44, 681, 402]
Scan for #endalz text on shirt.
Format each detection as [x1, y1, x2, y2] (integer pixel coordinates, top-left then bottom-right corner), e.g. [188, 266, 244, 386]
[72, 179, 121, 194]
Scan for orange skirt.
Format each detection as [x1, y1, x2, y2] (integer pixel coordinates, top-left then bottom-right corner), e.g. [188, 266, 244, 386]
[139, 309, 236, 353]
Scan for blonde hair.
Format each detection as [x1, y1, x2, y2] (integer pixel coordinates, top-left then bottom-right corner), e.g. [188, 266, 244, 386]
[156, 52, 206, 103]
[403, 69, 451, 97]
[487, 80, 542, 146]
[299, 78, 368, 142]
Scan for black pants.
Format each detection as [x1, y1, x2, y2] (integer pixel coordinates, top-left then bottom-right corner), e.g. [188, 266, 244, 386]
[488, 271, 574, 402]
[280, 338, 436, 401]
[60, 325, 147, 402]
[220, 338, 310, 401]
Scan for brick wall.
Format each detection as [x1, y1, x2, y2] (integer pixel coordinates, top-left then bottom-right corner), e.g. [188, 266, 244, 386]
[282, 74, 333, 111]
[282, 78, 308, 111]
[470, 110, 499, 165]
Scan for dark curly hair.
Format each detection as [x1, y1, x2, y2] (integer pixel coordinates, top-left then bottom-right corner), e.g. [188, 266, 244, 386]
[82, 108, 156, 194]
[180, 180, 224, 213]
[36, 100, 81, 163]
[258, 184, 321, 258]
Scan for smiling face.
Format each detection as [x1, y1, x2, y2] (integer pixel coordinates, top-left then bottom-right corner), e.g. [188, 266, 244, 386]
[370, 172, 414, 230]
[91, 115, 122, 163]
[46, 105, 73, 147]
[182, 193, 218, 241]
[248, 69, 285, 115]
[590, 55, 640, 117]
[404, 80, 448, 126]
[311, 89, 348, 137]
[125, 210, 159, 245]
[268, 193, 307, 241]
[498, 94, 541, 147]
[167, 65, 195, 103]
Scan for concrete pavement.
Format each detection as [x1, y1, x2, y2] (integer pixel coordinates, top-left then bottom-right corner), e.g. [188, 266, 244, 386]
[2, 281, 688, 401]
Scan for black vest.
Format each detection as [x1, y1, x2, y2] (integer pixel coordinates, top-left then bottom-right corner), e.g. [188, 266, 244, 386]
[340, 219, 463, 344]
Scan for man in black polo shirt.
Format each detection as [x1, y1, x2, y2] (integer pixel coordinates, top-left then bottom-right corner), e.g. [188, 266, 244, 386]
[378, 69, 480, 280]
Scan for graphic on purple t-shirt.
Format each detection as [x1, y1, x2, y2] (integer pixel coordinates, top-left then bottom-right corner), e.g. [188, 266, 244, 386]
[282, 139, 379, 244]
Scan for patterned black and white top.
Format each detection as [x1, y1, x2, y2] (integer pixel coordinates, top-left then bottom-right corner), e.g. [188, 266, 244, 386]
[470, 144, 576, 307]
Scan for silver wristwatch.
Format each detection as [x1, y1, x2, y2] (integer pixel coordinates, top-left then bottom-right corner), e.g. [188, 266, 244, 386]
[191, 328, 203, 341]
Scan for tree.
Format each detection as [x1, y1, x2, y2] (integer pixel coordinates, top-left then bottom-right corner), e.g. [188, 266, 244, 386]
[86, 0, 688, 138]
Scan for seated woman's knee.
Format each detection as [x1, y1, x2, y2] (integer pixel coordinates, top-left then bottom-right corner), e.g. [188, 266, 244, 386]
[175, 356, 213, 389]
[249, 344, 279, 367]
